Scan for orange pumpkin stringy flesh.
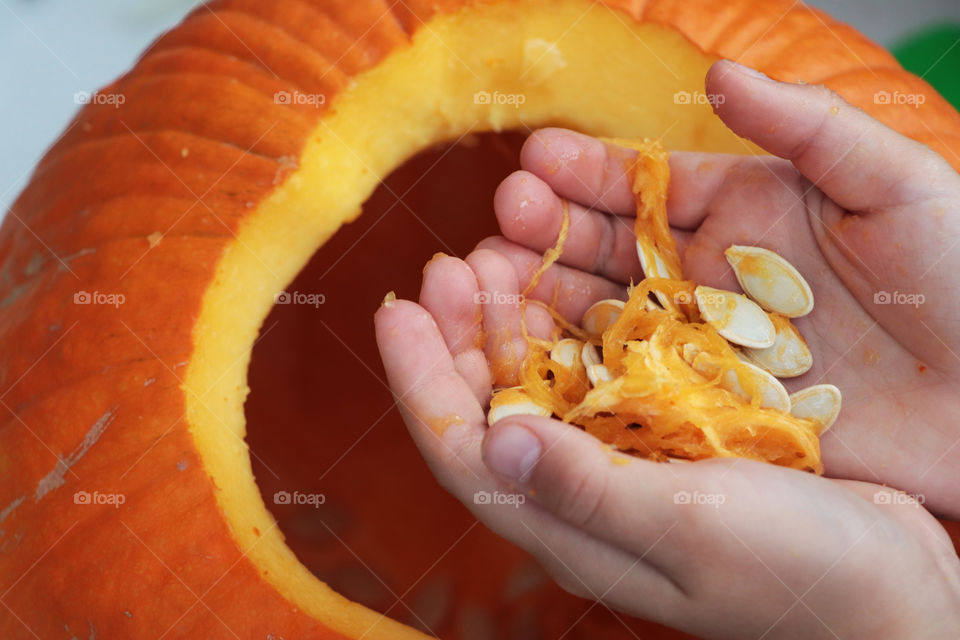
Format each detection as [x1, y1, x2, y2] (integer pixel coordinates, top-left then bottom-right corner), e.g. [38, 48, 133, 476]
[514, 140, 822, 473]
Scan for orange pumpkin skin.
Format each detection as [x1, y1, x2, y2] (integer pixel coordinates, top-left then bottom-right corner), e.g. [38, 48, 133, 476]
[1, 1, 958, 639]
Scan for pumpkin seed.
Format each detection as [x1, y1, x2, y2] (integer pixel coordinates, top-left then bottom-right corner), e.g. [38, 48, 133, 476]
[581, 343, 602, 368]
[681, 343, 700, 364]
[636, 239, 671, 279]
[720, 361, 790, 411]
[586, 363, 613, 386]
[581, 299, 625, 339]
[636, 240, 681, 308]
[679, 345, 786, 409]
[741, 315, 813, 377]
[789, 384, 841, 434]
[695, 286, 776, 349]
[725, 245, 814, 317]
[487, 387, 551, 425]
[549, 338, 581, 368]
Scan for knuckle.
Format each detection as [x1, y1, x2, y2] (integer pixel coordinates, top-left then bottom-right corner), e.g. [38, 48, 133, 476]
[440, 425, 480, 467]
[592, 213, 617, 275]
[555, 464, 609, 530]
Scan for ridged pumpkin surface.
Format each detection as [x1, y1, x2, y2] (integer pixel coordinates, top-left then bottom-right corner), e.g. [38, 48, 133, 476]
[1, 1, 958, 638]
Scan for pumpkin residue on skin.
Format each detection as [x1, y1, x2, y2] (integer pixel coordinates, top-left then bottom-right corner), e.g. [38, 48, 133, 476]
[422, 252, 449, 274]
[426, 414, 466, 435]
[473, 305, 486, 350]
[863, 347, 881, 365]
[490, 329, 523, 387]
[917, 362, 927, 373]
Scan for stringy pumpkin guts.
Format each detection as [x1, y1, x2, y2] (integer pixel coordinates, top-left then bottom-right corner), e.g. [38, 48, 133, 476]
[488, 139, 840, 474]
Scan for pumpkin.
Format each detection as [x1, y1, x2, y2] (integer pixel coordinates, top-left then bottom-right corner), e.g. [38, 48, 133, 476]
[1, 0, 958, 638]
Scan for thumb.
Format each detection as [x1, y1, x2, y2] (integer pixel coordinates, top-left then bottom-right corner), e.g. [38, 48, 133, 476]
[706, 60, 957, 213]
[481, 415, 686, 554]
[708, 60, 960, 370]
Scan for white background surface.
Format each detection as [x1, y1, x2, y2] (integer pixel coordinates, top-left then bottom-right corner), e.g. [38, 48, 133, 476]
[1, 0, 958, 219]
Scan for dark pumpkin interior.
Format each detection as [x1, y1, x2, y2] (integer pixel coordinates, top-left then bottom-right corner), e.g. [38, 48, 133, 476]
[243, 132, 691, 639]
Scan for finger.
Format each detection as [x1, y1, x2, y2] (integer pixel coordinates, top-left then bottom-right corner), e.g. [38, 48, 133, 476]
[666, 152, 761, 230]
[475, 236, 628, 325]
[464, 248, 555, 387]
[419, 254, 491, 403]
[520, 128, 754, 229]
[520, 128, 637, 215]
[706, 59, 957, 212]
[830, 479, 957, 553]
[482, 415, 687, 554]
[374, 298, 487, 480]
[494, 170, 641, 283]
[375, 298, 653, 587]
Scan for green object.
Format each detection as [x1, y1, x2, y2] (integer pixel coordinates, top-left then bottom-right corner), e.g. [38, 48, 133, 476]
[892, 24, 960, 111]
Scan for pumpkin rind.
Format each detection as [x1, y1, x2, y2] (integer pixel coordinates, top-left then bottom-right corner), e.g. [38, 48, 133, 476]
[1, 1, 958, 638]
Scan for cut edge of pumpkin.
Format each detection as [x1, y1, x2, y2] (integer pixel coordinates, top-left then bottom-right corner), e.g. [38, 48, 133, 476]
[183, 1, 757, 637]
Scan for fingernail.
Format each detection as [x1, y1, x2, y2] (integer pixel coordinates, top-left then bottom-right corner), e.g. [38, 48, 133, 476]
[726, 60, 773, 82]
[485, 423, 541, 483]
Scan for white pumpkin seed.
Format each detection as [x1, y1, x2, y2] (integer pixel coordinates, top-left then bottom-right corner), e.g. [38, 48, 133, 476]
[720, 361, 790, 411]
[487, 387, 551, 425]
[789, 384, 841, 434]
[581, 343, 602, 368]
[725, 245, 814, 317]
[549, 338, 581, 368]
[742, 316, 813, 378]
[636, 239, 671, 279]
[581, 299, 625, 339]
[681, 343, 700, 364]
[586, 363, 613, 386]
[637, 240, 681, 309]
[695, 286, 776, 349]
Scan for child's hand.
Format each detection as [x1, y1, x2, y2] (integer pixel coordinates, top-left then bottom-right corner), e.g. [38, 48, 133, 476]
[375, 61, 960, 637]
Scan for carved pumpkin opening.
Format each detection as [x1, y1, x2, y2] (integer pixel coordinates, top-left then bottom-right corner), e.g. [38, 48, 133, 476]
[246, 132, 522, 633]
[244, 131, 693, 638]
